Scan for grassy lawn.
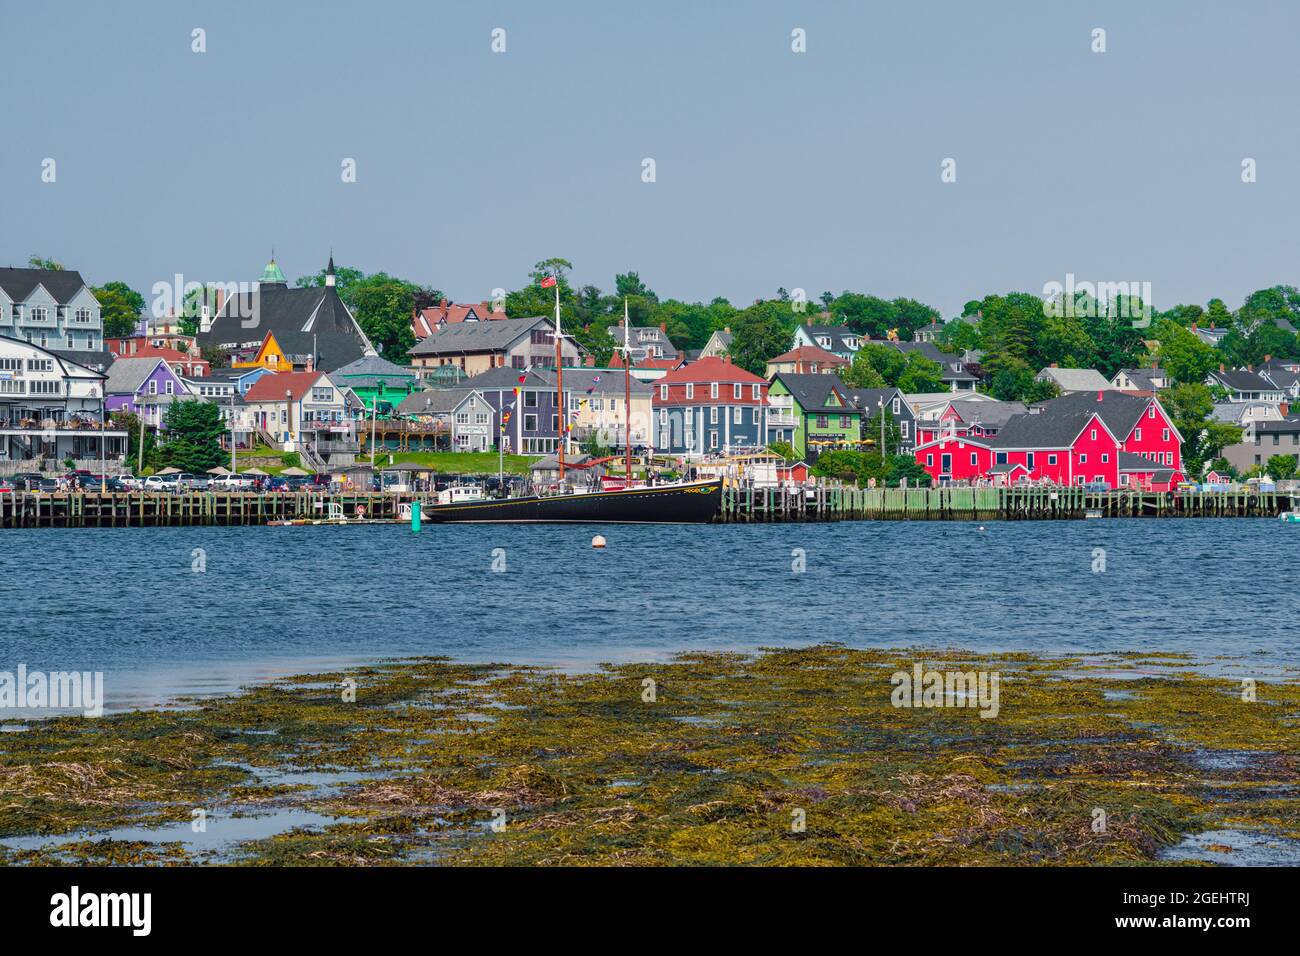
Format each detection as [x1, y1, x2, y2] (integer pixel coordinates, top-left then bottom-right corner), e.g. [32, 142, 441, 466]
[367, 451, 538, 475]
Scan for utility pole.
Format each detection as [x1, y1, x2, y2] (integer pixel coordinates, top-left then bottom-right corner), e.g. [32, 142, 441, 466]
[137, 399, 145, 474]
[229, 392, 237, 474]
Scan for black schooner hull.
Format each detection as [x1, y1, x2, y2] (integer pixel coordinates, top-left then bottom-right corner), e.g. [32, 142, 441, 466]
[420, 479, 723, 524]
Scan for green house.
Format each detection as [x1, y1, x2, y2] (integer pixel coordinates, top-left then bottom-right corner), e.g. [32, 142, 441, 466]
[767, 372, 863, 459]
[330, 355, 418, 415]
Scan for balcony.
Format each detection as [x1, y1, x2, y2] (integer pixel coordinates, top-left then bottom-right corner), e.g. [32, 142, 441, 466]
[767, 413, 797, 427]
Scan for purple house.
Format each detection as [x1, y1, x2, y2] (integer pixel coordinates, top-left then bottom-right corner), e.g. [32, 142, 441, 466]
[104, 357, 191, 428]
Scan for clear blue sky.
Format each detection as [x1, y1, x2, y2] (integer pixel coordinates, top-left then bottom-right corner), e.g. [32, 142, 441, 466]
[2, 0, 1297, 318]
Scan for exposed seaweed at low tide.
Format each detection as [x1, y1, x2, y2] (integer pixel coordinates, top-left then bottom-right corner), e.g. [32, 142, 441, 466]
[0, 646, 1296, 866]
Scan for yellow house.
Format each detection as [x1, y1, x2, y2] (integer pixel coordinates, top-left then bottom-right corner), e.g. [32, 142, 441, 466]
[233, 331, 295, 372]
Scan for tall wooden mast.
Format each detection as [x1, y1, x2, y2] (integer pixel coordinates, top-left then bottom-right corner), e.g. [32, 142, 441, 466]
[554, 280, 565, 480]
[623, 298, 634, 486]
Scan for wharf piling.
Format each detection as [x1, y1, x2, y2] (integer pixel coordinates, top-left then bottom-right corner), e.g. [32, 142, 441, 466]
[0, 491, 414, 529]
[0, 486, 1291, 528]
[717, 485, 1291, 522]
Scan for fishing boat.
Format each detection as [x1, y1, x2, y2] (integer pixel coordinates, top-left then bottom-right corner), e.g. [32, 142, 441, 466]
[418, 477, 722, 524]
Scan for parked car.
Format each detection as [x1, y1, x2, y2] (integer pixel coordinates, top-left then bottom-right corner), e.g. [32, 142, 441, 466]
[143, 475, 175, 492]
[118, 475, 143, 491]
[264, 476, 289, 492]
[12, 472, 44, 491]
[0, 477, 15, 492]
[211, 473, 254, 491]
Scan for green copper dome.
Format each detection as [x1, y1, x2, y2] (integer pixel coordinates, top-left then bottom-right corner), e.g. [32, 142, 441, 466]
[260, 258, 287, 284]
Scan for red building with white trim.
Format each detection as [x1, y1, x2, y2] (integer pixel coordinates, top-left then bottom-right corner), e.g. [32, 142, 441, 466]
[914, 390, 1184, 490]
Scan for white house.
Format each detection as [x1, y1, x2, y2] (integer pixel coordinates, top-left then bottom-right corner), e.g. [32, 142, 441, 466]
[0, 337, 127, 468]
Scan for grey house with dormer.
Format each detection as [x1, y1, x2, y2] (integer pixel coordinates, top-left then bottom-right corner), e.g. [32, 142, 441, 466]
[0, 267, 104, 353]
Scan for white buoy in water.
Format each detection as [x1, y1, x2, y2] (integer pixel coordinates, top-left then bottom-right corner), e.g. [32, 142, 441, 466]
[592, 534, 607, 549]
[978, 526, 986, 532]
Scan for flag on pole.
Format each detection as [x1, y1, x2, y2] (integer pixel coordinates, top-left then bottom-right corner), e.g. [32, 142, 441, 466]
[540, 276, 557, 289]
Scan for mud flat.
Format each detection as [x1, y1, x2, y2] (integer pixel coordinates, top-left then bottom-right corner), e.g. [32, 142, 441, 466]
[0, 645, 1297, 866]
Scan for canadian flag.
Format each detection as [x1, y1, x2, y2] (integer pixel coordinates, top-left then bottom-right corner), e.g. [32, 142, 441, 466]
[539, 276, 557, 288]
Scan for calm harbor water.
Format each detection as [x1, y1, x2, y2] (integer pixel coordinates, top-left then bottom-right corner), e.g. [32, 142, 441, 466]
[1, 518, 1295, 711]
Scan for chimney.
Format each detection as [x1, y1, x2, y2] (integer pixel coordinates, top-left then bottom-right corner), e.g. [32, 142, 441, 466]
[724, 354, 732, 364]
[1050, 362, 1058, 368]
[723, 326, 730, 334]
[659, 322, 667, 333]
[1096, 389, 1103, 402]
[1191, 321, 1198, 330]
[1265, 354, 1272, 363]
[583, 354, 595, 367]
[1281, 401, 1290, 417]
[305, 353, 315, 373]
[1219, 363, 1225, 373]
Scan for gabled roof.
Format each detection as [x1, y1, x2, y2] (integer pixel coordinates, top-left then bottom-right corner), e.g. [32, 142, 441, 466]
[980, 404, 1117, 450]
[49, 348, 114, 373]
[768, 344, 847, 366]
[1036, 367, 1113, 391]
[566, 368, 652, 396]
[1029, 389, 1160, 442]
[408, 315, 551, 357]
[944, 399, 1027, 427]
[797, 324, 859, 353]
[1119, 451, 1167, 471]
[244, 371, 329, 403]
[196, 282, 373, 371]
[1240, 416, 1300, 435]
[396, 387, 477, 416]
[1114, 368, 1163, 391]
[1210, 368, 1279, 391]
[610, 325, 680, 357]
[0, 267, 93, 304]
[413, 301, 509, 337]
[104, 357, 175, 395]
[658, 356, 767, 385]
[770, 372, 852, 412]
[842, 387, 906, 413]
[439, 365, 560, 391]
[330, 354, 415, 387]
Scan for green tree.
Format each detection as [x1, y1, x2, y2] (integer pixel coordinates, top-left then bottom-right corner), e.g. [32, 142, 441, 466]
[93, 285, 142, 338]
[896, 352, 944, 392]
[1265, 454, 1298, 479]
[27, 256, 64, 270]
[110, 411, 160, 471]
[99, 280, 145, 315]
[843, 342, 905, 387]
[295, 263, 368, 296]
[885, 454, 931, 487]
[1154, 319, 1219, 385]
[767, 440, 796, 461]
[346, 274, 425, 360]
[159, 401, 225, 472]
[728, 301, 795, 375]
[864, 406, 902, 456]
[1161, 383, 1242, 476]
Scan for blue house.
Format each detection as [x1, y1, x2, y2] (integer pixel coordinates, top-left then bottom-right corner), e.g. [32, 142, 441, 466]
[651, 356, 770, 458]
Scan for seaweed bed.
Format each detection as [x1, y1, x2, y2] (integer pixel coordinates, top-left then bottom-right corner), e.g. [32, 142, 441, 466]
[0, 644, 1297, 866]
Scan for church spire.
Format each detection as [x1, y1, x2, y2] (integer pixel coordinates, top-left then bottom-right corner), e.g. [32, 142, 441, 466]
[325, 252, 336, 288]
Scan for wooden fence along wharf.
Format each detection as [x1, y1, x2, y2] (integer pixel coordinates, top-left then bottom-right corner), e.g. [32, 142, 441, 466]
[0, 486, 1292, 528]
[717, 485, 1294, 522]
